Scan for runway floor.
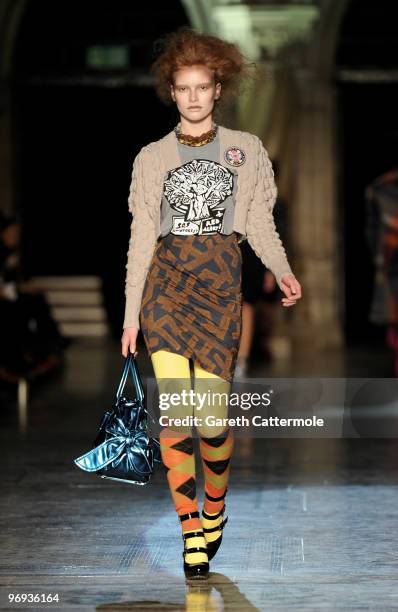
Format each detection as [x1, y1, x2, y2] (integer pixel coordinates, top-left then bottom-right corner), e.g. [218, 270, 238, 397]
[1, 336, 398, 611]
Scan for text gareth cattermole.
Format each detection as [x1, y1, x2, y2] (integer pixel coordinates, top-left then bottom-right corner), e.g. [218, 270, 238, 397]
[158, 390, 272, 411]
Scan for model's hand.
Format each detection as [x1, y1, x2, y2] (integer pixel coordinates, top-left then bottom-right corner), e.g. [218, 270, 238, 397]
[280, 273, 302, 307]
[121, 327, 139, 357]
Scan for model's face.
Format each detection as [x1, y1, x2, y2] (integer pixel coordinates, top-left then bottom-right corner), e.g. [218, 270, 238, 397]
[170, 64, 221, 123]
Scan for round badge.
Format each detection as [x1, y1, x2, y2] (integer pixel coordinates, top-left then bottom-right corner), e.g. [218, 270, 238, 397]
[224, 146, 246, 167]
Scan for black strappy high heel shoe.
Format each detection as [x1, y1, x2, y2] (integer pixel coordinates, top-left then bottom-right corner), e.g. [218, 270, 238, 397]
[201, 489, 229, 561]
[179, 511, 209, 581]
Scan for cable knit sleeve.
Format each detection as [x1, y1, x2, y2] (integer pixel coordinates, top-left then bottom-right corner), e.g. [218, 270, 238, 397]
[123, 146, 158, 330]
[245, 135, 293, 288]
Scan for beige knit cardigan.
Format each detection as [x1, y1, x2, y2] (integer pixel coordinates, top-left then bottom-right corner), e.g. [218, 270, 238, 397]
[123, 125, 294, 330]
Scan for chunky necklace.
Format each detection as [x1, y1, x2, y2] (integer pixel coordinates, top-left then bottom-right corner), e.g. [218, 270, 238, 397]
[174, 121, 218, 146]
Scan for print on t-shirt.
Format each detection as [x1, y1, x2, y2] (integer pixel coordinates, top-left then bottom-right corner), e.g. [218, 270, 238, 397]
[163, 158, 235, 235]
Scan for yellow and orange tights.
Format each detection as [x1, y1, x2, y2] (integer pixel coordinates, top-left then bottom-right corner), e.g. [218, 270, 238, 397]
[151, 349, 234, 564]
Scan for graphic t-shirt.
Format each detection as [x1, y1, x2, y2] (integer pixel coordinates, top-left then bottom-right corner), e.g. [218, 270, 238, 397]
[160, 130, 238, 237]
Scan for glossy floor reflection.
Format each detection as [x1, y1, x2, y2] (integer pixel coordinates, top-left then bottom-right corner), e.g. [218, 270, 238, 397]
[1, 337, 398, 611]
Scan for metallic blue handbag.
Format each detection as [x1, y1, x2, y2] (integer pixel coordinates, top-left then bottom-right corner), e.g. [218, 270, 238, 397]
[73, 352, 161, 485]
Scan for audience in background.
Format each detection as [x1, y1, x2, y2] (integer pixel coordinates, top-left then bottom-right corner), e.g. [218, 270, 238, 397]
[0, 212, 67, 386]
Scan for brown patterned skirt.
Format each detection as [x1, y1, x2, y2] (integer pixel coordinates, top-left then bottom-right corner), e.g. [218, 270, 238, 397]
[140, 232, 242, 382]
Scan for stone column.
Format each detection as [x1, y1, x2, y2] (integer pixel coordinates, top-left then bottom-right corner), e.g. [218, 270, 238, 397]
[0, 85, 13, 216]
[290, 68, 343, 349]
[0, 0, 28, 216]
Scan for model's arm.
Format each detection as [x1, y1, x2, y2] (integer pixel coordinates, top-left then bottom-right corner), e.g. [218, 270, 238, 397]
[246, 136, 294, 288]
[123, 146, 157, 330]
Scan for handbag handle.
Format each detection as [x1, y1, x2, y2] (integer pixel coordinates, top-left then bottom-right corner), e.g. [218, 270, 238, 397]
[128, 353, 144, 403]
[115, 354, 132, 400]
[115, 351, 144, 403]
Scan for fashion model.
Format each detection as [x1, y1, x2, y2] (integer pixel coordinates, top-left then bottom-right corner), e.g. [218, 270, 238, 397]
[121, 27, 302, 582]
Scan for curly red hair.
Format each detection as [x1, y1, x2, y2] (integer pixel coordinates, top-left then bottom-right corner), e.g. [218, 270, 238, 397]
[150, 26, 254, 107]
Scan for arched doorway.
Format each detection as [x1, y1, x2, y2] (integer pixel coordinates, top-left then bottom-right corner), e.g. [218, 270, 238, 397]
[335, 0, 398, 345]
[9, 0, 189, 335]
